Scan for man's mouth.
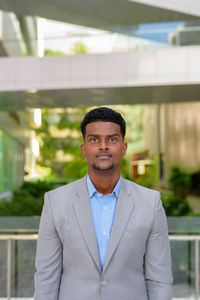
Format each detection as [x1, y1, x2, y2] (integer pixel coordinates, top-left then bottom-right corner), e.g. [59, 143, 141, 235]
[96, 154, 112, 159]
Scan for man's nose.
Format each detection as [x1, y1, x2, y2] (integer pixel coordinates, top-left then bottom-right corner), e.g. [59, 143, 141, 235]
[99, 138, 108, 150]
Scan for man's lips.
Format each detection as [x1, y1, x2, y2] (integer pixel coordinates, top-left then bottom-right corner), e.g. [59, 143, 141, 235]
[96, 154, 112, 159]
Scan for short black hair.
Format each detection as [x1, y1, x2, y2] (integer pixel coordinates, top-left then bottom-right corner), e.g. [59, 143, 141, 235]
[80, 107, 126, 139]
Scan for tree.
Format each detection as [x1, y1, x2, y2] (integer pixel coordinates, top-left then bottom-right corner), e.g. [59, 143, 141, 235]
[71, 41, 88, 54]
[35, 108, 88, 179]
[44, 49, 65, 56]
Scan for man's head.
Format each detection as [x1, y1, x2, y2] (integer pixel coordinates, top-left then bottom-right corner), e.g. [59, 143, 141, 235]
[80, 107, 126, 140]
[80, 107, 127, 175]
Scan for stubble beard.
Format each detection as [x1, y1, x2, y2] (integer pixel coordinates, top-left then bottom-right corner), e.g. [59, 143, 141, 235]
[92, 163, 115, 171]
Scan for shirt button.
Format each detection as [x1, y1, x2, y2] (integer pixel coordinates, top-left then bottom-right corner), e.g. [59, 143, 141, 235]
[101, 279, 107, 287]
[103, 206, 108, 210]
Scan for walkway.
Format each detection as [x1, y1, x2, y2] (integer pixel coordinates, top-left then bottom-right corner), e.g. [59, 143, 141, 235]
[1, 46, 200, 110]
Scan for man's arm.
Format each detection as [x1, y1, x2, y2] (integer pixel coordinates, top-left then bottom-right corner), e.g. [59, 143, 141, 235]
[145, 191, 173, 300]
[34, 192, 63, 300]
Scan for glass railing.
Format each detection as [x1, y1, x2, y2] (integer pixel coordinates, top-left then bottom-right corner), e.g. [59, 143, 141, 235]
[0, 217, 200, 299]
[170, 236, 199, 300]
[0, 235, 37, 300]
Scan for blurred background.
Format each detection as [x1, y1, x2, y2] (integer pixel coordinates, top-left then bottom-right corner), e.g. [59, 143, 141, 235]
[0, 0, 200, 299]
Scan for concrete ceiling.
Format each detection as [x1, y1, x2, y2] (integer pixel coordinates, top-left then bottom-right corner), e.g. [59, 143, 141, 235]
[1, 84, 200, 111]
[0, 0, 200, 32]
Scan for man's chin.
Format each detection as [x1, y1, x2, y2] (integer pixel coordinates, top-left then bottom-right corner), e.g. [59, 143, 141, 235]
[92, 163, 115, 171]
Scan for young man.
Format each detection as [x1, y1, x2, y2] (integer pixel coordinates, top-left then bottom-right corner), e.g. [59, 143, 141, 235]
[34, 107, 173, 300]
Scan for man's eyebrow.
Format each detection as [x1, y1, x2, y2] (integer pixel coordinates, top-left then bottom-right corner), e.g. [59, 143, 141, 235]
[107, 134, 120, 137]
[86, 134, 120, 137]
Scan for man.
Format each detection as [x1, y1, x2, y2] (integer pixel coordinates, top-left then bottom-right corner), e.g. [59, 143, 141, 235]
[34, 107, 173, 300]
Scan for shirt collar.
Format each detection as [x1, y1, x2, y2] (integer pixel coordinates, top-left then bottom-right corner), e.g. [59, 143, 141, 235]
[87, 175, 122, 198]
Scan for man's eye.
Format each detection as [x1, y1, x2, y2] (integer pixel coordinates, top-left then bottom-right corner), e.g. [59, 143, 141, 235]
[91, 138, 97, 142]
[110, 137, 116, 142]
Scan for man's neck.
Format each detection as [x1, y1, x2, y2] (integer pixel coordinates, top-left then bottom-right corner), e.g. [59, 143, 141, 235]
[88, 171, 120, 195]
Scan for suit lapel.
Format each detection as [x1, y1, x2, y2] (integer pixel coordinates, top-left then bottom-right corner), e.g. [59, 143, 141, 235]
[103, 178, 135, 273]
[72, 177, 101, 272]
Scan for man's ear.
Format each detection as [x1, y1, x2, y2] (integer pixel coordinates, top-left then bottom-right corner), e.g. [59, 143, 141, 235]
[122, 142, 127, 156]
[80, 144, 85, 157]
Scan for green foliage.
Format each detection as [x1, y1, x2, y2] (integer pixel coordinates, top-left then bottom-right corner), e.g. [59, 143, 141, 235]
[63, 157, 88, 180]
[160, 166, 193, 216]
[44, 49, 65, 56]
[161, 193, 192, 216]
[57, 114, 81, 130]
[133, 176, 154, 188]
[20, 181, 55, 198]
[191, 170, 200, 196]
[39, 137, 58, 166]
[120, 157, 132, 180]
[35, 109, 86, 178]
[168, 166, 191, 198]
[71, 41, 88, 54]
[0, 181, 56, 216]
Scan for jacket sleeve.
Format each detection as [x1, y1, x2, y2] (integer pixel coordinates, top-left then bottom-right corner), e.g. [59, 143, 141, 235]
[34, 192, 63, 300]
[145, 191, 173, 300]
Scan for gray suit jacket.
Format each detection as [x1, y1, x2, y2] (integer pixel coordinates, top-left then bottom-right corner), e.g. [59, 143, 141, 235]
[34, 176, 173, 300]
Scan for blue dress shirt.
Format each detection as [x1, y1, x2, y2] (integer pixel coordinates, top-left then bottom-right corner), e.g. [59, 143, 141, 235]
[87, 175, 122, 269]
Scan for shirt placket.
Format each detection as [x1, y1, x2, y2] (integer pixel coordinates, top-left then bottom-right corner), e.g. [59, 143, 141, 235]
[100, 195, 111, 267]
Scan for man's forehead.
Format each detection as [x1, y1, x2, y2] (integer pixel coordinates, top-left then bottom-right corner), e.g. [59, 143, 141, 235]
[85, 121, 121, 134]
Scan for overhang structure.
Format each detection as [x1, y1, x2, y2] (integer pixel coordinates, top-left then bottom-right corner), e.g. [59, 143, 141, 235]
[0, 46, 200, 110]
[0, 0, 200, 31]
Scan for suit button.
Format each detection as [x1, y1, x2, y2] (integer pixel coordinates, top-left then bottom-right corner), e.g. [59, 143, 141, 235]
[101, 279, 107, 287]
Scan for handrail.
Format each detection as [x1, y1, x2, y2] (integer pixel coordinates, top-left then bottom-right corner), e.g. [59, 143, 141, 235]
[0, 235, 38, 240]
[0, 235, 37, 300]
[0, 234, 199, 300]
[169, 235, 200, 300]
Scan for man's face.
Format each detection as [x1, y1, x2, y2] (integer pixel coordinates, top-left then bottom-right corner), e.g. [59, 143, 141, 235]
[81, 121, 127, 173]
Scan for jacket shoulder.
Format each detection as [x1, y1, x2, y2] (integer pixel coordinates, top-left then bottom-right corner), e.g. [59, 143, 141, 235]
[122, 178, 160, 213]
[45, 176, 86, 204]
[122, 178, 159, 197]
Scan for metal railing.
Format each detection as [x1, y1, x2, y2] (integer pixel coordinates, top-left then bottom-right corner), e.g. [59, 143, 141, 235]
[0, 235, 37, 300]
[0, 234, 199, 300]
[169, 235, 200, 300]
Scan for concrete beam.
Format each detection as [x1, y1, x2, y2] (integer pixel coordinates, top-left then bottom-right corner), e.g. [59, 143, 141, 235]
[0, 0, 199, 32]
[0, 46, 200, 109]
[0, 46, 200, 90]
[17, 15, 38, 56]
[133, 0, 200, 18]
[0, 11, 24, 56]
